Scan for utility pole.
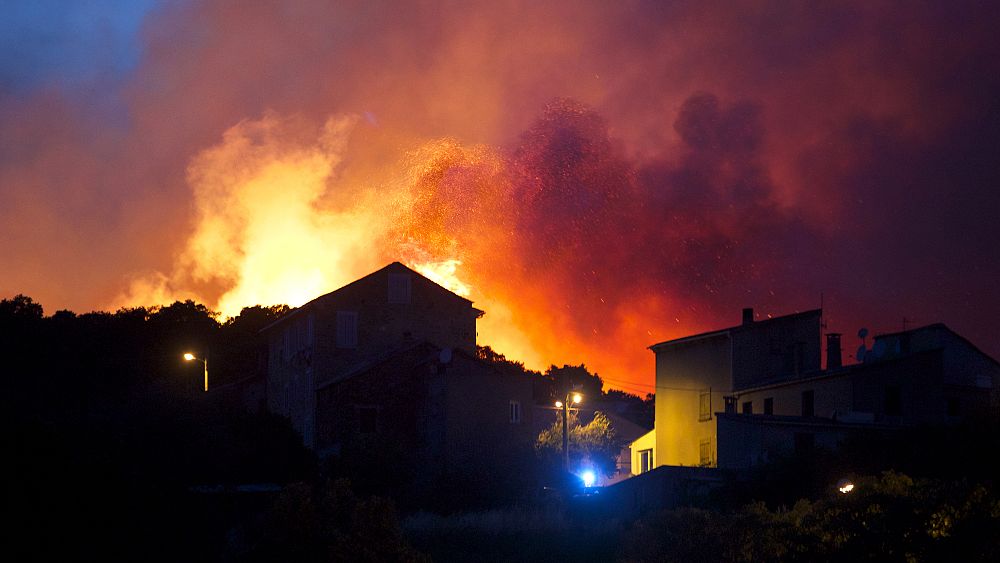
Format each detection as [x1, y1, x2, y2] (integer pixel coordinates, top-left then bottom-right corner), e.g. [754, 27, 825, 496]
[556, 385, 582, 471]
[562, 396, 569, 470]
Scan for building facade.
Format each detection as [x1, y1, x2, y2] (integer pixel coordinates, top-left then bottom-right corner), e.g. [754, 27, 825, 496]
[260, 262, 483, 448]
[635, 308, 1000, 471]
[647, 308, 823, 467]
[315, 342, 535, 497]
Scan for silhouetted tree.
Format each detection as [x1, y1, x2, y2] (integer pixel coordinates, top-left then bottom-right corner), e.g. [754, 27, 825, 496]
[545, 363, 604, 405]
[605, 388, 655, 428]
[0, 293, 43, 319]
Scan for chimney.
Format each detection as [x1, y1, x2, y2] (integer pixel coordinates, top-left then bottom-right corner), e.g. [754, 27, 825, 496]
[826, 333, 842, 369]
[742, 308, 754, 325]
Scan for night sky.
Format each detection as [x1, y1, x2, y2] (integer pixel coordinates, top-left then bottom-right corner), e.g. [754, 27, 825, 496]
[2, 1, 999, 393]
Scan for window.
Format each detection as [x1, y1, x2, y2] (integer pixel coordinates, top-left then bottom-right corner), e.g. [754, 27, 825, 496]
[358, 407, 378, 434]
[884, 385, 901, 416]
[742, 401, 753, 415]
[724, 395, 737, 414]
[699, 391, 712, 421]
[388, 273, 412, 304]
[699, 439, 712, 467]
[763, 397, 774, 415]
[336, 311, 358, 348]
[638, 449, 653, 474]
[509, 400, 521, 424]
[801, 390, 814, 417]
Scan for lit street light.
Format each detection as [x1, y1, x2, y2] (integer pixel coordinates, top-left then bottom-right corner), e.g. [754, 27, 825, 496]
[183, 352, 208, 392]
[556, 390, 583, 470]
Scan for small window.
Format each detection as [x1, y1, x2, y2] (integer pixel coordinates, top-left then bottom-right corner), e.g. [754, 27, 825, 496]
[699, 391, 712, 421]
[742, 401, 753, 415]
[336, 311, 358, 348]
[763, 397, 774, 415]
[699, 439, 712, 467]
[801, 390, 814, 417]
[946, 397, 960, 417]
[388, 273, 412, 304]
[638, 449, 653, 474]
[724, 395, 737, 414]
[358, 407, 378, 434]
[885, 385, 901, 416]
[509, 400, 521, 424]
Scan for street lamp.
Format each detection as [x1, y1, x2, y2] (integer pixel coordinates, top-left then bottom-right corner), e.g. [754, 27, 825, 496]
[183, 352, 208, 392]
[837, 478, 855, 494]
[555, 390, 583, 470]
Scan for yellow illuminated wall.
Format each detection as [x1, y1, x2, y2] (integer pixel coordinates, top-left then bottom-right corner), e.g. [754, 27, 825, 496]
[652, 333, 732, 467]
[629, 429, 656, 475]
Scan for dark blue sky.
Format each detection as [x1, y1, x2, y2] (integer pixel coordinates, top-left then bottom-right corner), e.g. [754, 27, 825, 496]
[0, 0, 157, 94]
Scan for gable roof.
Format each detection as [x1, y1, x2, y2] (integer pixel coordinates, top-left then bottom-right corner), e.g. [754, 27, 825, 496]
[874, 322, 1000, 370]
[314, 340, 440, 392]
[313, 340, 510, 391]
[649, 309, 822, 352]
[259, 261, 481, 334]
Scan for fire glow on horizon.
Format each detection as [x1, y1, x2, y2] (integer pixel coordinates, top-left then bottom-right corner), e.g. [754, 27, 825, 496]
[114, 106, 663, 381]
[3, 1, 1000, 394]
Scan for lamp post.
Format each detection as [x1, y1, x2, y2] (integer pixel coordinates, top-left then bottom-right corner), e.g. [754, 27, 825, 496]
[183, 352, 208, 392]
[554, 391, 582, 470]
[837, 478, 855, 494]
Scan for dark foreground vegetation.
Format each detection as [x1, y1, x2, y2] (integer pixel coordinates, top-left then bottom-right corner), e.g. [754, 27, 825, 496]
[623, 472, 1000, 562]
[5, 294, 1000, 561]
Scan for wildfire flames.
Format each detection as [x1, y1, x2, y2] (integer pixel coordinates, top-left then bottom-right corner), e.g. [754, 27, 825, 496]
[410, 260, 471, 298]
[116, 102, 691, 388]
[7, 2, 999, 393]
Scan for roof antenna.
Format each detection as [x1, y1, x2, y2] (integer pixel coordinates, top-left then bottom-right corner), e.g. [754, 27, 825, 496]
[820, 292, 827, 330]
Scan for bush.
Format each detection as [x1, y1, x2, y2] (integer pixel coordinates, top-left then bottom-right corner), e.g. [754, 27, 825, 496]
[620, 472, 1000, 563]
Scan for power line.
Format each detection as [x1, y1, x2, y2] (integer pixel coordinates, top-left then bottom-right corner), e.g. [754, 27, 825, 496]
[602, 378, 654, 390]
[599, 375, 705, 393]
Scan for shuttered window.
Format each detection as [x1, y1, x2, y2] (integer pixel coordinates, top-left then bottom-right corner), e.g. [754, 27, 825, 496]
[509, 401, 521, 424]
[336, 311, 358, 348]
[388, 273, 412, 304]
[699, 391, 712, 421]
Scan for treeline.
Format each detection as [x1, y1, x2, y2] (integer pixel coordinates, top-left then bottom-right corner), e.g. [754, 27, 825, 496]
[476, 345, 654, 428]
[3, 295, 353, 560]
[2, 294, 651, 559]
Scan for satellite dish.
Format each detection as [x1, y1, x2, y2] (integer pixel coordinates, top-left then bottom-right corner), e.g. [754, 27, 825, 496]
[856, 344, 867, 362]
[858, 328, 869, 339]
[439, 348, 453, 364]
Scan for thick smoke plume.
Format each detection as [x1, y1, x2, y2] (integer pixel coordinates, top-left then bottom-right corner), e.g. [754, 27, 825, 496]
[3, 1, 1000, 391]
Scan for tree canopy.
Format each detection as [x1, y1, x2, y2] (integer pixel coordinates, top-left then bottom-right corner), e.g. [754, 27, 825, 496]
[536, 410, 623, 477]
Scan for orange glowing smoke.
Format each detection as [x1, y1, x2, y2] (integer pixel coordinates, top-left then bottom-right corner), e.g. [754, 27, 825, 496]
[6, 1, 1000, 395]
[116, 99, 787, 394]
[117, 113, 388, 317]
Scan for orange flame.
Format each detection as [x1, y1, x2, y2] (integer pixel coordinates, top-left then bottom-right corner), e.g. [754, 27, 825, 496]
[116, 111, 660, 389]
[411, 259, 471, 297]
